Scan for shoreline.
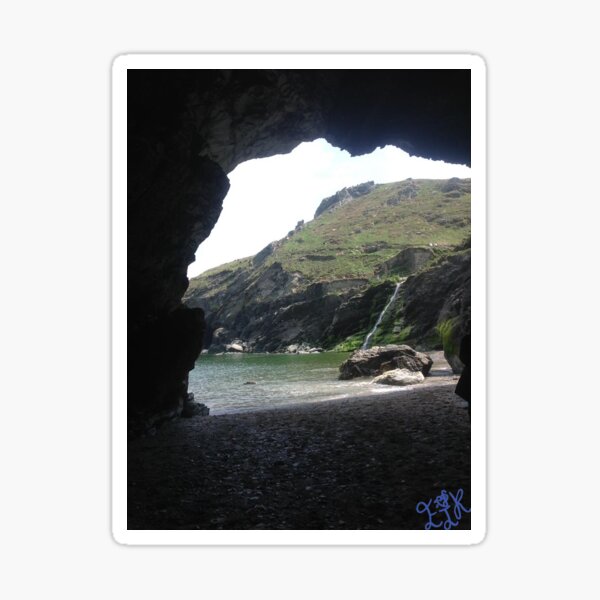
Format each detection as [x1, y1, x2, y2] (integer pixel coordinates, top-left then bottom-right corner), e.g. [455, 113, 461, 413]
[195, 349, 457, 416]
[208, 372, 460, 416]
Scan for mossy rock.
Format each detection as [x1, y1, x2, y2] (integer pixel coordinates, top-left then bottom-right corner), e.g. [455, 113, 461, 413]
[331, 333, 366, 352]
[436, 317, 464, 373]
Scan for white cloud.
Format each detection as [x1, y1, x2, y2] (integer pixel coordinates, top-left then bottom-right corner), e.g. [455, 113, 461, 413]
[188, 139, 471, 278]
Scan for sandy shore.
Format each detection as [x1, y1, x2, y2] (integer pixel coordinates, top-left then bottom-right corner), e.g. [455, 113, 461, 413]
[128, 364, 471, 530]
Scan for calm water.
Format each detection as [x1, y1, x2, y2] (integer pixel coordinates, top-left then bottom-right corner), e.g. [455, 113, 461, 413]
[188, 352, 401, 415]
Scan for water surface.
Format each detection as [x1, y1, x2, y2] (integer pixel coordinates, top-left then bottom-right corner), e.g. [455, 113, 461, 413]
[188, 352, 402, 415]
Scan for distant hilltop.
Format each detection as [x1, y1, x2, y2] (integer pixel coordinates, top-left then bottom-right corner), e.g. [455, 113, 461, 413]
[184, 178, 471, 366]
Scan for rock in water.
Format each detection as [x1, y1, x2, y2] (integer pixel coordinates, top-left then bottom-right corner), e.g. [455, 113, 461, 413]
[372, 368, 425, 386]
[339, 344, 432, 380]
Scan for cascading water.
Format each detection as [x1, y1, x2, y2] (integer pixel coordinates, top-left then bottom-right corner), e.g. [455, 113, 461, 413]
[361, 281, 403, 350]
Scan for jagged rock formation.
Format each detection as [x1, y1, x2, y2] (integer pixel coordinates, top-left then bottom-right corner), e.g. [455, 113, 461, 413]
[128, 69, 471, 428]
[314, 181, 376, 218]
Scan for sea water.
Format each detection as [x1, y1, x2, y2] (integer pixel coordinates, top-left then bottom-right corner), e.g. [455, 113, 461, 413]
[188, 352, 400, 415]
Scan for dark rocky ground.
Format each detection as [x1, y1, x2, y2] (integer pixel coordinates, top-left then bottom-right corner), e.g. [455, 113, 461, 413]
[128, 368, 471, 530]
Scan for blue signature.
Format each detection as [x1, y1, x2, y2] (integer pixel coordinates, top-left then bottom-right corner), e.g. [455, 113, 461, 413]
[416, 488, 471, 530]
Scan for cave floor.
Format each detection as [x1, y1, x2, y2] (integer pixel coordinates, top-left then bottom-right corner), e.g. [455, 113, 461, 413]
[128, 376, 471, 530]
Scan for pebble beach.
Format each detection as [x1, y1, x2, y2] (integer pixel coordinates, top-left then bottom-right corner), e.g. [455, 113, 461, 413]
[128, 360, 471, 530]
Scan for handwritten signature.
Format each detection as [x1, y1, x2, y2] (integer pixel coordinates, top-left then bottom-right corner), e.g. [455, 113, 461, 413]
[416, 488, 470, 530]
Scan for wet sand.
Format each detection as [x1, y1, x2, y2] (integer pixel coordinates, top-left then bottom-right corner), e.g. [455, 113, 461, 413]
[128, 358, 471, 530]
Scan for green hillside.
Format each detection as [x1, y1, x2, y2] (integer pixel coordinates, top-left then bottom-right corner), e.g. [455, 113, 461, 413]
[191, 178, 470, 288]
[185, 178, 471, 354]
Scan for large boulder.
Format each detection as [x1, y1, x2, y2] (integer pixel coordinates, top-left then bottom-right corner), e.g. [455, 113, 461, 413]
[339, 344, 432, 380]
[372, 368, 425, 386]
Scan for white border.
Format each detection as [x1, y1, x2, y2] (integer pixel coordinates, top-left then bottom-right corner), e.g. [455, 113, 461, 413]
[112, 54, 486, 545]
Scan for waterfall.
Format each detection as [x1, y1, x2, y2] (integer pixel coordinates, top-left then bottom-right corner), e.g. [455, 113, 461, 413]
[361, 281, 403, 350]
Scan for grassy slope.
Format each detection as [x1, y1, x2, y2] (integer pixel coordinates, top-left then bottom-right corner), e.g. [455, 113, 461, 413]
[187, 179, 471, 298]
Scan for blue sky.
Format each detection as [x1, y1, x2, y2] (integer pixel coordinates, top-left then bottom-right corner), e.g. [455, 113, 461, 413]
[188, 139, 471, 277]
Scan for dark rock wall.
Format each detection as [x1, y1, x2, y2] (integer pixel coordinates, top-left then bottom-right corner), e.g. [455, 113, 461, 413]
[322, 281, 397, 346]
[128, 69, 471, 426]
[401, 250, 471, 370]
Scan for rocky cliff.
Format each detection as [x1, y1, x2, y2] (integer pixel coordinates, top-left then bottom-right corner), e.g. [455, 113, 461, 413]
[184, 179, 471, 355]
[386, 244, 471, 371]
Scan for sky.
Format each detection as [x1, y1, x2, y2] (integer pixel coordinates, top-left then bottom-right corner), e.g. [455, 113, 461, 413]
[187, 139, 471, 278]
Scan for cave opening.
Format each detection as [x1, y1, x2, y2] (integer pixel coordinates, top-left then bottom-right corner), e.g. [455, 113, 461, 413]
[181, 138, 471, 416]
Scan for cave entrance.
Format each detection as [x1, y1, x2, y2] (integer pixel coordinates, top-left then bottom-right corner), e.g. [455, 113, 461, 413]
[125, 66, 474, 430]
[182, 138, 471, 415]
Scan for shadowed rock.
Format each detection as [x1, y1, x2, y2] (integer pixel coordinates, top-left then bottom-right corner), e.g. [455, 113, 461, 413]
[181, 394, 210, 418]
